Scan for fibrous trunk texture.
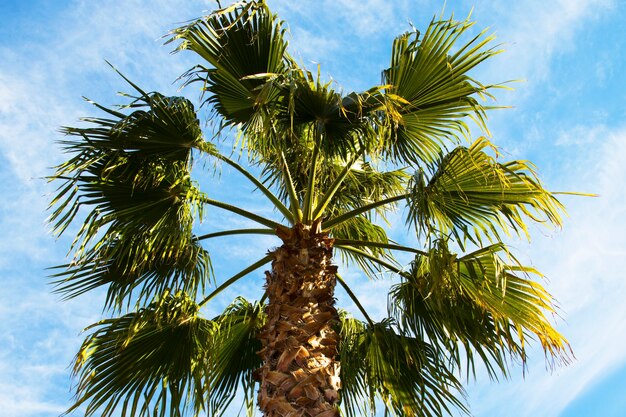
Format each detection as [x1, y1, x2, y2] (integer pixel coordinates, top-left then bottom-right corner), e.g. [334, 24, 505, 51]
[257, 220, 340, 417]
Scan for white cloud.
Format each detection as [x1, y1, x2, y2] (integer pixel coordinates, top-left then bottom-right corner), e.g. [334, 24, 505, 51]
[466, 124, 626, 417]
[268, 0, 428, 91]
[272, 0, 408, 37]
[556, 124, 611, 146]
[0, 276, 105, 416]
[594, 53, 615, 85]
[475, 0, 615, 96]
[0, 2, 211, 415]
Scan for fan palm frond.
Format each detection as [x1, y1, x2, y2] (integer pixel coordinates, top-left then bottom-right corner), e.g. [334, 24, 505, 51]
[48, 80, 214, 307]
[381, 16, 503, 165]
[68, 291, 211, 417]
[406, 137, 564, 247]
[50, 84, 206, 242]
[389, 240, 571, 379]
[339, 315, 467, 417]
[281, 72, 376, 160]
[51, 238, 211, 310]
[205, 297, 266, 416]
[169, 0, 289, 128]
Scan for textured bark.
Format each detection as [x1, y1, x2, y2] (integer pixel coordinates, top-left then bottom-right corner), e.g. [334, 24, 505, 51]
[257, 220, 340, 417]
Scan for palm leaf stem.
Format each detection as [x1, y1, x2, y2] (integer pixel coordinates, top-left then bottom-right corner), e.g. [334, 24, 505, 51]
[216, 153, 295, 223]
[259, 289, 268, 305]
[336, 273, 375, 326]
[335, 245, 404, 275]
[323, 193, 409, 230]
[198, 255, 272, 308]
[197, 228, 276, 241]
[312, 148, 366, 220]
[105, 60, 148, 96]
[302, 137, 320, 223]
[199, 196, 282, 229]
[280, 151, 303, 222]
[333, 239, 428, 256]
[553, 191, 598, 197]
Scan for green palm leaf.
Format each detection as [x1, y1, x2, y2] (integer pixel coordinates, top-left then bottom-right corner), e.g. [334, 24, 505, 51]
[50, 91, 204, 249]
[406, 137, 564, 246]
[333, 216, 398, 280]
[68, 291, 211, 417]
[50, 238, 211, 309]
[389, 240, 570, 379]
[205, 297, 266, 416]
[326, 161, 408, 219]
[278, 73, 376, 160]
[339, 315, 467, 417]
[169, 0, 289, 127]
[381, 16, 502, 165]
[49, 81, 213, 307]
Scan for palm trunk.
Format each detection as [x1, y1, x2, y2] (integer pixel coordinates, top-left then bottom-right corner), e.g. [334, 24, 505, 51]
[257, 220, 341, 417]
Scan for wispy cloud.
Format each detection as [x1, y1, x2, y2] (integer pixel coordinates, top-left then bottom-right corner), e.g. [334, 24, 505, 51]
[476, 0, 614, 84]
[269, 0, 427, 91]
[556, 124, 612, 147]
[0, 277, 105, 416]
[0, 1, 209, 414]
[467, 124, 626, 416]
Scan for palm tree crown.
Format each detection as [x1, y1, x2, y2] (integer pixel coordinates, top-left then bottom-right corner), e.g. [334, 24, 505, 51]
[49, 2, 572, 416]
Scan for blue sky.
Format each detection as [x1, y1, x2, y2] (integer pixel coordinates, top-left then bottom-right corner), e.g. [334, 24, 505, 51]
[1, 0, 625, 416]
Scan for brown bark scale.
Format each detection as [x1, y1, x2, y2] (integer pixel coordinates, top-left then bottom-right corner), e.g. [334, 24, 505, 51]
[256, 220, 341, 417]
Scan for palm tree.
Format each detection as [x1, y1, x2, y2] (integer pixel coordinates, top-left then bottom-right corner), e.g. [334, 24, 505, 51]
[49, 2, 572, 416]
